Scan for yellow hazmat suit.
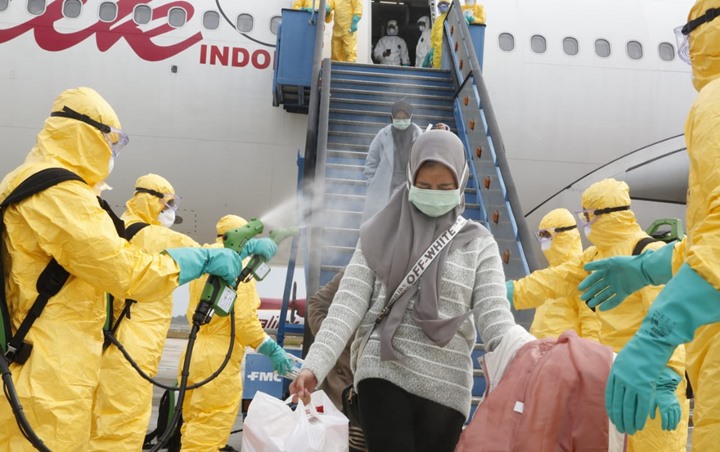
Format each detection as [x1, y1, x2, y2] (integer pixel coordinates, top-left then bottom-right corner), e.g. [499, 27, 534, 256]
[89, 174, 199, 451]
[669, 2, 720, 448]
[461, 2, 486, 25]
[430, 7, 448, 68]
[0, 88, 181, 451]
[178, 215, 269, 451]
[512, 179, 689, 452]
[292, 0, 334, 23]
[327, 0, 363, 62]
[521, 208, 600, 340]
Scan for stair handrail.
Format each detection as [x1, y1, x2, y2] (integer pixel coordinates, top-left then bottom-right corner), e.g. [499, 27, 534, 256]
[443, 0, 541, 273]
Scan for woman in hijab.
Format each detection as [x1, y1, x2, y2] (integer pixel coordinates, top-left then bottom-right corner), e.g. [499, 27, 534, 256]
[291, 130, 517, 452]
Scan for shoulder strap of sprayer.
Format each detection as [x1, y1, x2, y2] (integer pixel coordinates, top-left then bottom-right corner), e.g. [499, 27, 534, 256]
[354, 216, 468, 367]
[0, 168, 85, 364]
[103, 222, 148, 349]
[632, 236, 659, 256]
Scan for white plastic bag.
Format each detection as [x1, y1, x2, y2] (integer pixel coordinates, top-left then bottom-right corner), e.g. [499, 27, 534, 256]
[242, 390, 349, 452]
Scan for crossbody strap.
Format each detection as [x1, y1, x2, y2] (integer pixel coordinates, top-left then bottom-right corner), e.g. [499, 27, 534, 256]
[354, 216, 468, 366]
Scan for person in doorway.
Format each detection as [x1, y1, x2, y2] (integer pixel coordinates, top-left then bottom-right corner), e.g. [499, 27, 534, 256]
[362, 100, 422, 222]
[327, 0, 363, 62]
[0, 87, 243, 450]
[507, 179, 690, 451]
[90, 174, 200, 451]
[178, 215, 294, 452]
[307, 269, 367, 452]
[415, 16, 432, 67]
[373, 20, 410, 66]
[291, 130, 519, 452]
[577, 1, 720, 447]
[462, 0, 486, 25]
[516, 208, 601, 340]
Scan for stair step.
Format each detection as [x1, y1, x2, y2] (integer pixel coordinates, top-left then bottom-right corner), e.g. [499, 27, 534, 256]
[330, 97, 453, 114]
[330, 108, 455, 124]
[331, 87, 454, 105]
[330, 80, 454, 99]
[330, 63, 453, 80]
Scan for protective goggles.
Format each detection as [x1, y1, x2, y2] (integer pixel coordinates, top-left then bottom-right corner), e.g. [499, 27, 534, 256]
[135, 187, 182, 211]
[674, 7, 720, 65]
[575, 206, 630, 226]
[534, 225, 577, 244]
[50, 106, 129, 157]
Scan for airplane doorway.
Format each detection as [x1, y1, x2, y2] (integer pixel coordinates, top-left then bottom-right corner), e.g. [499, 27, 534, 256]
[370, 0, 433, 67]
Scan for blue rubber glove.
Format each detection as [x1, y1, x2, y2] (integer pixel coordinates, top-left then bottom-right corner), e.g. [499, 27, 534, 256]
[350, 14, 361, 33]
[165, 247, 242, 286]
[325, 5, 331, 13]
[423, 48, 434, 68]
[257, 337, 294, 375]
[505, 281, 514, 308]
[579, 243, 675, 311]
[464, 11, 474, 25]
[240, 237, 278, 261]
[650, 367, 682, 431]
[606, 264, 720, 434]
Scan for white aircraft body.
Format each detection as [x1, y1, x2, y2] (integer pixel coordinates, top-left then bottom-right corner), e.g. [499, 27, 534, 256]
[0, 0, 697, 300]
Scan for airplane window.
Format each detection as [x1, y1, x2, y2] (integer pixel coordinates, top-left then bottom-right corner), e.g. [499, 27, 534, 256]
[98, 2, 117, 22]
[27, 0, 45, 15]
[133, 4, 151, 25]
[203, 11, 220, 30]
[237, 13, 253, 32]
[270, 16, 281, 35]
[168, 7, 186, 27]
[63, 0, 81, 18]
[563, 37, 578, 56]
[595, 39, 611, 58]
[531, 35, 546, 53]
[627, 41, 643, 60]
[659, 42, 675, 61]
[498, 33, 514, 51]
[0, 0, 7, 11]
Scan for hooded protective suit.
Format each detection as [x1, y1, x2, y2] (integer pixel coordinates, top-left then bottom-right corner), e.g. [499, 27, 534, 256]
[89, 174, 199, 451]
[511, 180, 689, 451]
[461, 1, 486, 25]
[430, 4, 449, 68]
[521, 209, 600, 340]
[416, 16, 431, 67]
[327, 0, 363, 62]
[178, 215, 270, 451]
[673, 2, 720, 448]
[373, 20, 410, 66]
[0, 88, 183, 450]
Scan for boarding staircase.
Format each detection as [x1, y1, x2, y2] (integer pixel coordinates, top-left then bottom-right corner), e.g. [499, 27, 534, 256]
[276, 0, 541, 420]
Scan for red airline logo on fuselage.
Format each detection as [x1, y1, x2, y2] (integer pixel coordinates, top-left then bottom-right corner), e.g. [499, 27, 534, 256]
[1, 0, 216, 62]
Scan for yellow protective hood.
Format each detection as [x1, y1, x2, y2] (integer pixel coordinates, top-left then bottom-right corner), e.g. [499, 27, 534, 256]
[581, 179, 644, 251]
[123, 174, 175, 226]
[539, 208, 582, 267]
[688, 0, 720, 91]
[25, 87, 120, 187]
[215, 215, 248, 244]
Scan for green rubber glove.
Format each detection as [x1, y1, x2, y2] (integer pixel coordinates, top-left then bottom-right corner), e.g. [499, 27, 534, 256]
[325, 5, 331, 13]
[239, 237, 278, 261]
[350, 14, 361, 33]
[650, 367, 682, 431]
[302, 7, 313, 12]
[505, 281, 515, 308]
[579, 243, 675, 311]
[257, 337, 294, 375]
[423, 49, 434, 67]
[606, 264, 720, 434]
[165, 247, 242, 286]
[464, 11, 474, 25]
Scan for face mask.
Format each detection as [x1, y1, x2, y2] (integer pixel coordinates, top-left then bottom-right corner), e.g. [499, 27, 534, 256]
[408, 186, 461, 217]
[393, 118, 411, 130]
[107, 156, 115, 175]
[388, 27, 398, 36]
[466, 0, 476, 5]
[438, 4, 449, 13]
[158, 208, 176, 228]
[419, 24, 427, 32]
[540, 239, 552, 251]
[583, 225, 592, 238]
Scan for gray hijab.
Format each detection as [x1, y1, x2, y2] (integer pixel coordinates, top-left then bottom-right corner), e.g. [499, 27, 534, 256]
[359, 130, 487, 360]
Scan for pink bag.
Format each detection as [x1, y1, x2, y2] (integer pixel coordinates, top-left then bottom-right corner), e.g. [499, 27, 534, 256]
[456, 330, 615, 452]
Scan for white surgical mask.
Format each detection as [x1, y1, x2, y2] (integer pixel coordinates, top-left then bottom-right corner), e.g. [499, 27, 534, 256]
[583, 225, 592, 238]
[419, 24, 427, 32]
[107, 156, 115, 175]
[388, 27, 398, 36]
[93, 181, 112, 196]
[408, 186, 461, 217]
[158, 208, 176, 228]
[540, 239, 552, 251]
[393, 118, 412, 130]
[466, 0, 476, 5]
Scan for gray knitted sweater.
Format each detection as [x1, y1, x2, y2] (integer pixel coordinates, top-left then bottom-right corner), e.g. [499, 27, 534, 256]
[303, 235, 516, 417]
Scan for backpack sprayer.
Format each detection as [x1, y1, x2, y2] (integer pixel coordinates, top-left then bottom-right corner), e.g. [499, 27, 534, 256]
[149, 220, 299, 451]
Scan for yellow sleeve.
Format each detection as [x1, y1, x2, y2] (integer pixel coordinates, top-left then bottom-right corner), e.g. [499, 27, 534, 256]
[474, 5, 486, 24]
[21, 182, 179, 302]
[291, 0, 304, 9]
[514, 254, 588, 310]
[233, 278, 267, 349]
[670, 238, 686, 275]
[133, 225, 200, 252]
[351, 0, 362, 17]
